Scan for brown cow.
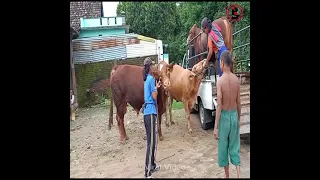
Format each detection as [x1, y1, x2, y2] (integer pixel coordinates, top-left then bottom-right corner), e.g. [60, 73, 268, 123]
[159, 59, 207, 132]
[108, 64, 170, 142]
[155, 61, 175, 127]
[186, 17, 234, 72]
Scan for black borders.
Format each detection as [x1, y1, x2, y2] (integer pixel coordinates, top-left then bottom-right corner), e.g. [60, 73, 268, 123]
[11, 0, 308, 179]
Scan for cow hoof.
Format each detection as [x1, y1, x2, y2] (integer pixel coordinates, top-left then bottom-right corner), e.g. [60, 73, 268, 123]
[120, 135, 129, 142]
[171, 121, 175, 125]
[188, 128, 193, 133]
[143, 135, 147, 140]
[159, 136, 164, 141]
[120, 140, 128, 144]
[166, 123, 170, 127]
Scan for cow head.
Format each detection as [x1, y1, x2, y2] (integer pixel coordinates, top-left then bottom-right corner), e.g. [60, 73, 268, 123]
[187, 24, 199, 45]
[190, 59, 207, 80]
[158, 61, 174, 90]
[150, 65, 161, 80]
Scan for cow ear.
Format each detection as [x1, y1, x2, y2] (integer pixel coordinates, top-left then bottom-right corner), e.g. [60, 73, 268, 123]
[189, 72, 196, 79]
[153, 71, 160, 79]
[167, 63, 174, 71]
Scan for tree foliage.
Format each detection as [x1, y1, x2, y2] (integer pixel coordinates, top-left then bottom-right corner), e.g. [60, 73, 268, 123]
[117, 2, 250, 71]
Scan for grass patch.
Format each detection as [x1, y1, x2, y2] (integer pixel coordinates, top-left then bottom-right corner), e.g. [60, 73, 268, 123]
[172, 100, 184, 110]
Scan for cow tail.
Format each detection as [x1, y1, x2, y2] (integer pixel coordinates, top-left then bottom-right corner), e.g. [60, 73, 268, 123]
[108, 68, 116, 130]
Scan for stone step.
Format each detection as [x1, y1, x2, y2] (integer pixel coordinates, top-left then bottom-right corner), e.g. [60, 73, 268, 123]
[240, 113, 250, 135]
[240, 92, 250, 96]
[240, 86, 250, 105]
[241, 96, 250, 103]
[241, 106, 250, 114]
[240, 113, 250, 124]
[241, 100, 250, 106]
[240, 85, 250, 93]
[236, 72, 250, 85]
[240, 123, 250, 135]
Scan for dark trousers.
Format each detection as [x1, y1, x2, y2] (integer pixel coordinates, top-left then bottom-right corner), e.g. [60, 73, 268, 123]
[144, 114, 157, 177]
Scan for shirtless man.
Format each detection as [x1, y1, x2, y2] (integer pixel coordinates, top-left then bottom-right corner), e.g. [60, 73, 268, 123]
[213, 50, 241, 178]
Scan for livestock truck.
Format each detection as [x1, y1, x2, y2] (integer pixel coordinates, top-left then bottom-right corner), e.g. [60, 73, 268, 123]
[181, 26, 250, 136]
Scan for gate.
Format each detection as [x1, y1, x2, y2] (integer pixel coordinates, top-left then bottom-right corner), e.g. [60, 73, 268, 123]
[233, 25, 250, 73]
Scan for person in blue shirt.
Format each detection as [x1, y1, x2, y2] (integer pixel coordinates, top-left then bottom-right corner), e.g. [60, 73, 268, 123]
[143, 57, 161, 178]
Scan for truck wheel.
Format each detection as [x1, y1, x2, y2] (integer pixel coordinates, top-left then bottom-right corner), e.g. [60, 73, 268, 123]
[199, 100, 212, 130]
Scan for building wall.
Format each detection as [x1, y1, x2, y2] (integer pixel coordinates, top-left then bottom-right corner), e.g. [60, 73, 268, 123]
[75, 55, 158, 107]
[80, 17, 124, 28]
[70, 1, 102, 33]
[126, 41, 158, 59]
[79, 28, 126, 38]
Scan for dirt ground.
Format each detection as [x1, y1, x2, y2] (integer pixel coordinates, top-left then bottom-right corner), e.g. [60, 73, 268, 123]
[70, 106, 250, 178]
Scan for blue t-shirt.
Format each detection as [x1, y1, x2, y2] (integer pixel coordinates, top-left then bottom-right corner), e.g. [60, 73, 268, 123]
[143, 74, 157, 115]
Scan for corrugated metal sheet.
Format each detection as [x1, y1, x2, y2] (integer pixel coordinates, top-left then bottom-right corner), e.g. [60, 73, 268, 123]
[72, 34, 161, 64]
[73, 33, 138, 42]
[73, 46, 126, 64]
[72, 34, 140, 51]
[126, 41, 157, 59]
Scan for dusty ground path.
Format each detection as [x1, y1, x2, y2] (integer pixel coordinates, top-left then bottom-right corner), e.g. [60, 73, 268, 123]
[70, 106, 250, 178]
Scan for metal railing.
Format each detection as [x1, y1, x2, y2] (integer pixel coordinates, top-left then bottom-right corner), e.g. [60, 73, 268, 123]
[182, 53, 187, 68]
[233, 25, 250, 73]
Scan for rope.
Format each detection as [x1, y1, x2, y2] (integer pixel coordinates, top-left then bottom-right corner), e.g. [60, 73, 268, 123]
[157, 153, 175, 162]
[154, 79, 159, 163]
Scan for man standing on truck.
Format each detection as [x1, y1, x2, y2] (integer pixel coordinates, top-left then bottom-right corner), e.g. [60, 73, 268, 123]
[213, 50, 241, 178]
[201, 17, 228, 77]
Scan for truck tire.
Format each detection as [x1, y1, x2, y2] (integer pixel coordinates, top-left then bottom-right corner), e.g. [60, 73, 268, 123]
[199, 100, 212, 130]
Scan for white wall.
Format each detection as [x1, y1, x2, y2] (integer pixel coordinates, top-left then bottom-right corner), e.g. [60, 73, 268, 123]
[102, 2, 119, 17]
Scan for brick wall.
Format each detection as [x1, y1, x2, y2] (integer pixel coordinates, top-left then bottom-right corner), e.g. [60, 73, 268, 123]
[70, 1, 102, 33]
[75, 55, 158, 107]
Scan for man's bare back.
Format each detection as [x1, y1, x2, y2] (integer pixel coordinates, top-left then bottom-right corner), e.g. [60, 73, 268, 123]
[213, 50, 241, 178]
[218, 72, 240, 110]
